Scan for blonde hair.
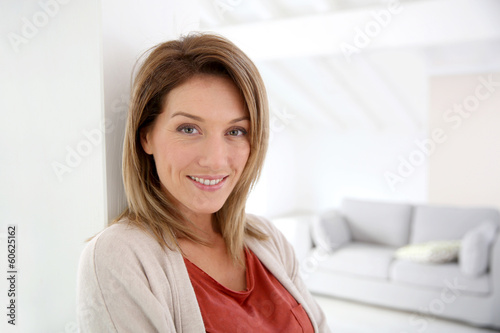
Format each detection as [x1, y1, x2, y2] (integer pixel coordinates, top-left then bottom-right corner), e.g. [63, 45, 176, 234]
[114, 33, 269, 263]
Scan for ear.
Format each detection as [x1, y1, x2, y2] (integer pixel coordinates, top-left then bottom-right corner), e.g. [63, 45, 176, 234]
[140, 127, 154, 155]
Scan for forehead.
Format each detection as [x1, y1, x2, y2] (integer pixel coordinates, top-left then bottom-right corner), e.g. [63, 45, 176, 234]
[162, 74, 248, 121]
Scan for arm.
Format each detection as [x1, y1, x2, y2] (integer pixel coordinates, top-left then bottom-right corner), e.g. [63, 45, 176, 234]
[290, 262, 331, 333]
[285, 232, 332, 333]
[251, 215, 332, 333]
[77, 238, 118, 332]
[76, 225, 178, 332]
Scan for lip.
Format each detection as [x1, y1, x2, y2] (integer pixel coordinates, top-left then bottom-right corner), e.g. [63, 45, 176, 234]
[188, 175, 228, 192]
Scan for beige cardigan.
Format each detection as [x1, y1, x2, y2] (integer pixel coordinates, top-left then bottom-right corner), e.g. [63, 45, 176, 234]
[77, 215, 331, 332]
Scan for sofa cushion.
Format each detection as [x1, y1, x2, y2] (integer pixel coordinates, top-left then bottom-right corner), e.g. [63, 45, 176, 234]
[341, 198, 412, 247]
[312, 210, 351, 252]
[395, 240, 461, 264]
[411, 205, 500, 244]
[390, 259, 490, 295]
[317, 243, 396, 279]
[460, 221, 499, 277]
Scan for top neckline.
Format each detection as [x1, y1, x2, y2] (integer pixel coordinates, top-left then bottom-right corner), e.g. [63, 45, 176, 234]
[183, 247, 254, 296]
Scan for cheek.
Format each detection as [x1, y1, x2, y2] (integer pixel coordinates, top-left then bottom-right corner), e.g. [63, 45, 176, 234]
[156, 142, 193, 177]
[232, 142, 251, 169]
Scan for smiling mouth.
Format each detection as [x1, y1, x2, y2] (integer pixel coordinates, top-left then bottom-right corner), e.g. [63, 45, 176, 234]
[189, 176, 226, 186]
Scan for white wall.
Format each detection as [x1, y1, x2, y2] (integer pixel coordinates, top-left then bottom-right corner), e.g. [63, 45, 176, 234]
[249, 124, 429, 218]
[429, 72, 500, 210]
[101, 0, 199, 221]
[0, 1, 197, 332]
[247, 50, 429, 218]
[250, 60, 500, 220]
[231, 0, 500, 218]
[0, 1, 104, 332]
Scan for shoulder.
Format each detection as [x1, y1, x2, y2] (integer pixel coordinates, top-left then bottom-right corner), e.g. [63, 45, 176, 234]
[246, 213, 282, 238]
[245, 214, 298, 273]
[97, 220, 162, 250]
[77, 220, 195, 332]
[78, 219, 182, 302]
[79, 219, 177, 280]
[89, 220, 164, 260]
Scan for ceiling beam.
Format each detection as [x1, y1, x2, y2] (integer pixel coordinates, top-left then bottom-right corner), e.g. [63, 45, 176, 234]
[322, 57, 385, 130]
[352, 55, 424, 129]
[270, 61, 348, 129]
[213, 0, 500, 60]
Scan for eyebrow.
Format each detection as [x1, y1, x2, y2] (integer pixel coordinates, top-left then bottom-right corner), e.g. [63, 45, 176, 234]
[171, 111, 250, 124]
[171, 112, 204, 122]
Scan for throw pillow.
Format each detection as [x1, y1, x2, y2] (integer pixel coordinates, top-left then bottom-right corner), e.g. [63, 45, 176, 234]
[311, 210, 351, 252]
[395, 240, 461, 264]
[459, 220, 498, 277]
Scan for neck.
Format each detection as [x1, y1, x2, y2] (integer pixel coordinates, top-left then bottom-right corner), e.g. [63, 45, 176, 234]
[185, 212, 220, 242]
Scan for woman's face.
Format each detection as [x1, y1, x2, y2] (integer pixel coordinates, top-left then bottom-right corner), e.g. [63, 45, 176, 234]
[141, 75, 250, 220]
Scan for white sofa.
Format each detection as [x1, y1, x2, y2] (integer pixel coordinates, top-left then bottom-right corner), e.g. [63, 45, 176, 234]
[303, 198, 500, 329]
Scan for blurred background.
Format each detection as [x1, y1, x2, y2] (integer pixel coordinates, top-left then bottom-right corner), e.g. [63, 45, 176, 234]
[1, 0, 499, 332]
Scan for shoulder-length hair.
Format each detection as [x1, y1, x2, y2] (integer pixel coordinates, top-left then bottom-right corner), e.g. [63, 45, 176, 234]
[114, 33, 269, 263]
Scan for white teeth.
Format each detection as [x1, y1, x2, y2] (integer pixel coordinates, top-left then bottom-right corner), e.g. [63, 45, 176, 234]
[189, 176, 224, 186]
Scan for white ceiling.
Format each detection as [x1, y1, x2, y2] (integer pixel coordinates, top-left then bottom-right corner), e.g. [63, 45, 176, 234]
[197, 0, 400, 28]
[193, 0, 500, 133]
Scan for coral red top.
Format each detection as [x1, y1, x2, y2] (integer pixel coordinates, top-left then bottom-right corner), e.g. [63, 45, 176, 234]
[184, 247, 314, 333]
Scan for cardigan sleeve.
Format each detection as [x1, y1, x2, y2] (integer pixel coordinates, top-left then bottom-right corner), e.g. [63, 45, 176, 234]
[249, 215, 331, 333]
[290, 266, 331, 333]
[76, 224, 178, 333]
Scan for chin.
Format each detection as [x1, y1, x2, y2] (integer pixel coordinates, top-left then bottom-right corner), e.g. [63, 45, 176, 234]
[188, 203, 226, 216]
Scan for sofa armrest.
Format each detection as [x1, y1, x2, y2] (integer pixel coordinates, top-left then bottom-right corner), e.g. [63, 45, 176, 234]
[490, 232, 500, 289]
[312, 209, 351, 252]
[488, 233, 500, 327]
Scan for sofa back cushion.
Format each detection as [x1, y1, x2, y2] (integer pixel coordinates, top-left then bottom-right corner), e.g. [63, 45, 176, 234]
[341, 198, 412, 247]
[410, 205, 500, 243]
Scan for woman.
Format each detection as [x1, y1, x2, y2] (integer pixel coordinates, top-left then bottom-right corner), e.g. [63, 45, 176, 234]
[77, 33, 330, 332]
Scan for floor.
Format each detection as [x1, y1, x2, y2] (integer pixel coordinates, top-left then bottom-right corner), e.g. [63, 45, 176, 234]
[313, 294, 500, 333]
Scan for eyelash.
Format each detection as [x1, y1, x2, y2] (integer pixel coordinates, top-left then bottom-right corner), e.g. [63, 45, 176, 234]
[176, 124, 248, 137]
[227, 128, 248, 137]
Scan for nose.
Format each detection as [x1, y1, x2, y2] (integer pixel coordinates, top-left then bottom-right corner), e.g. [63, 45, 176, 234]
[198, 135, 228, 171]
